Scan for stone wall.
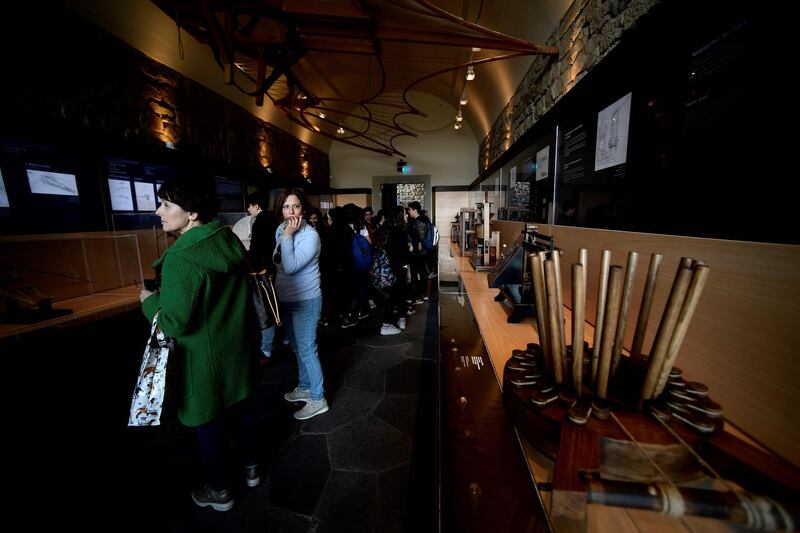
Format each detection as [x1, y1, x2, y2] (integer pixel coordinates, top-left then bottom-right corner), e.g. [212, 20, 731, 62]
[480, 0, 659, 171]
[397, 183, 426, 208]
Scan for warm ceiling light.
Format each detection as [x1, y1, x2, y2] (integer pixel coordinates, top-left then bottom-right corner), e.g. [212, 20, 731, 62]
[454, 122, 461, 130]
[472, 47, 482, 52]
[466, 66, 475, 81]
[337, 126, 345, 135]
[456, 109, 463, 122]
[319, 112, 326, 119]
[459, 89, 468, 106]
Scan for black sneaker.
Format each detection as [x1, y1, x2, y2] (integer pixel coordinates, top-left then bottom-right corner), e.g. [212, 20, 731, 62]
[341, 316, 357, 329]
[191, 485, 234, 511]
[246, 464, 260, 488]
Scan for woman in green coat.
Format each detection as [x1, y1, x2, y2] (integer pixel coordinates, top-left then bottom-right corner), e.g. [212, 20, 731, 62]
[138, 174, 258, 512]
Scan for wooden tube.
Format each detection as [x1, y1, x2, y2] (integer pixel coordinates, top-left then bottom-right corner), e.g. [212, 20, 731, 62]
[591, 250, 612, 384]
[572, 263, 586, 395]
[638, 265, 694, 405]
[653, 265, 711, 397]
[596, 266, 623, 399]
[587, 479, 798, 529]
[631, 253, 663, 361]
[578, 248, 588, 288]
[610, 251, 639, 376]
[544, 259, 565, 385]
[530, 254, 552, 375]
[552, 250, 568, 379]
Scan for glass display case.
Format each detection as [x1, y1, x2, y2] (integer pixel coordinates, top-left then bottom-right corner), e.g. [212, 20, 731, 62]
[457, 207, 477, 256]
[0, 233, 142, 325]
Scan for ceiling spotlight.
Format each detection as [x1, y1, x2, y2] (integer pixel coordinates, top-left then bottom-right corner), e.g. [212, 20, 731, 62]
[472, 47, 482, 52]
[319, 112, 326, 119]
[337, 126, 345, 135]
[459, 90, 468, 106]
[454, 122, 462, 130]
[466, 66, 475, 81]
[456, 109, 463, 122]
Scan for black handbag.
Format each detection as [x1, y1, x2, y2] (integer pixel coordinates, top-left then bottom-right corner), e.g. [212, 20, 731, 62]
[249, 269, 280, 329]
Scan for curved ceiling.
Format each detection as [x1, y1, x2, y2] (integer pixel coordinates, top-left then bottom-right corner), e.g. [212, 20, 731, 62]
[69, 0, 572, 154]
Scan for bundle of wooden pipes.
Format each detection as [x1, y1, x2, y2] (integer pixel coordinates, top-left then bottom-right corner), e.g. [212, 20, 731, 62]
[501, 249, 800, 529]
[508, 248, 714, 431]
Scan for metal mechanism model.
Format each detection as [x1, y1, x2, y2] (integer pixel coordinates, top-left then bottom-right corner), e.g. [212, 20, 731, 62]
[487, 224, 553, 323]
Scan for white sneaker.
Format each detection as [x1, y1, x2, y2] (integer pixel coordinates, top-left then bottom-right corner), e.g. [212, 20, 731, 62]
[397, 318, 406, 330]
[368, 299, 377, 310]
[284, 387, 311, 403]
[293, 398, 329, 420]
[380, 323, 401, 335]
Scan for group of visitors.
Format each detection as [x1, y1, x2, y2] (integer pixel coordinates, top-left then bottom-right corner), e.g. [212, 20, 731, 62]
[135, 170, 438, 512]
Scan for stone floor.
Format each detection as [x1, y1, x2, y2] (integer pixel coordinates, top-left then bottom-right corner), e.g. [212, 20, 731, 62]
[100, 293, 439, 533]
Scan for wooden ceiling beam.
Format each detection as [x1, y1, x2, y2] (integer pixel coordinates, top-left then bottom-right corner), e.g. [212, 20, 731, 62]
[376, 27, 558, 54]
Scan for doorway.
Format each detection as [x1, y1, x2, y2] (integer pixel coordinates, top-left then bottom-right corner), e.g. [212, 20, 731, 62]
[380, 183, 397, 212]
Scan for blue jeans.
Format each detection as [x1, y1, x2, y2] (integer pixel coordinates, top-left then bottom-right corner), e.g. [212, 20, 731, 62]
[260, 325, 275, 356]
[281, 296, 324, 400]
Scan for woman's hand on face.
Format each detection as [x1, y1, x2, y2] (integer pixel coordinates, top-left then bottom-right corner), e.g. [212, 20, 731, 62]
[283, 215, 302, 237]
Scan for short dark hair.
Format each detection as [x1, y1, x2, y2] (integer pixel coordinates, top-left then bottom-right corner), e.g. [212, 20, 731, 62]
[407, 201, 422, 212]
[246, 190, 269, 210]
[274, 187, 311, 219]
[157, 174, 219, 222]
[364, 206, 374, 215]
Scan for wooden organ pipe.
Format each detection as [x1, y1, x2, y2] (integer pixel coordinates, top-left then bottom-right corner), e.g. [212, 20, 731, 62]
[639, 263, 694, 406]
[572, 263, 586, 395]
[530, 254, 552, 375]
[591, 250, 612, 384]
[596, 266, 623, 399]
[551, 250, 568, 379]
[544, 259, 565, 384]
[631, 253, 663, 361]
[653, 264, 711, 397]
[610, 251, 639, 376]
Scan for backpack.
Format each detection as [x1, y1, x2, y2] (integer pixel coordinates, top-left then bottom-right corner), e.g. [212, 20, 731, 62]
[369, 248, 396, 290]
[422, 221, 439, 251]
[352, 232, 372, 271]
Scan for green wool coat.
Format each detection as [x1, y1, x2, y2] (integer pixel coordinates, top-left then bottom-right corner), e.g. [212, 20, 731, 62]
[141, 219, 254, 427]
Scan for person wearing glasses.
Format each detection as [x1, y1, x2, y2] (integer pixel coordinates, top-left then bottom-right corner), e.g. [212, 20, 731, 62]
[273, 188, 328, 420]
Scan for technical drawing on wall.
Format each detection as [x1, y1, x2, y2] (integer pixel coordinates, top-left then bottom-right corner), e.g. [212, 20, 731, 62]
[134, 181, 156, 212]
[536, 146, 550, 181]
[26, 169, 79, 196]
[595, 92, 632, 171]
[0, 170, 9, 207]
[108, 178, 134, 211]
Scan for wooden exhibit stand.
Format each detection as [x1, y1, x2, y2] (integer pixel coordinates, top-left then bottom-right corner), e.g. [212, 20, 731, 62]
[0, 229, 163, 339]
[0, 285, 140, 339]
[450, 241, 797, 532]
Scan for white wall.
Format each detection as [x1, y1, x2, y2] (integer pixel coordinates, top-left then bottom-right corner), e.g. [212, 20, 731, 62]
[434, 191, 469, 238]
[329, 92, 479, 189]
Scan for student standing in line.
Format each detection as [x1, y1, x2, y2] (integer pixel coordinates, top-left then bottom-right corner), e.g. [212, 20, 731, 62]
[138, 173, 259, 512]
[274, 188, 329, 420]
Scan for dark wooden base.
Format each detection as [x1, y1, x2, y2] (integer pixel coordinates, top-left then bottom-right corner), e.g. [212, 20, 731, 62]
[502, 346, 800, 520]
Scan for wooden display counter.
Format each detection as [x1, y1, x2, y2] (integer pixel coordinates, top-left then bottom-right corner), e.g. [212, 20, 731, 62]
[0, 285, 140, 339]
